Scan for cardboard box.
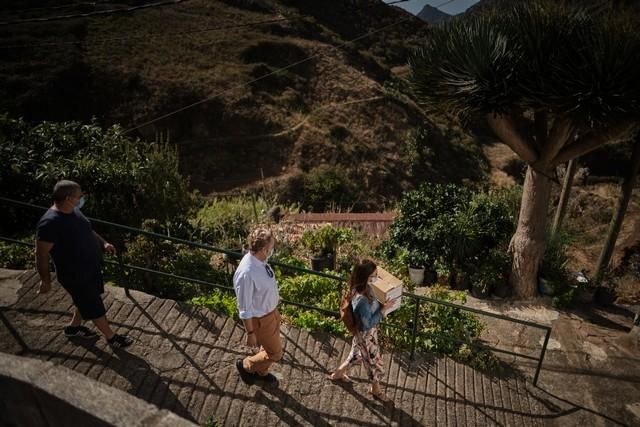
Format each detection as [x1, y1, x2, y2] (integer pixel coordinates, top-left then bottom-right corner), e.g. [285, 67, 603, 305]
[370, 266, 403, 314]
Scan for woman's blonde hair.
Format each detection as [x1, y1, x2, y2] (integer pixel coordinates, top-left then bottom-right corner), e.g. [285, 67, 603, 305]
[248, 228, 273, 252]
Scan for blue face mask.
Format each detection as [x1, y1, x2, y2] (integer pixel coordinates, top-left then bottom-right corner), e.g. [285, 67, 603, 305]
[77, 196, 86, 210]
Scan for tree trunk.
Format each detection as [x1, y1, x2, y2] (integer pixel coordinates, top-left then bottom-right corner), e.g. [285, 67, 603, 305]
[551, 159, 578, 237]
[509, 166, 553, 299]
[593, 138, 640, 285]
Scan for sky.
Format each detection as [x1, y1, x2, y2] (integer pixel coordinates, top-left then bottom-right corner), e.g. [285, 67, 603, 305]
[392, 0, 480, 16]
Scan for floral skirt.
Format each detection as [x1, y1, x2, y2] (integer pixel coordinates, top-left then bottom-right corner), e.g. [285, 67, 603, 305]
[344, 327, 385, 383]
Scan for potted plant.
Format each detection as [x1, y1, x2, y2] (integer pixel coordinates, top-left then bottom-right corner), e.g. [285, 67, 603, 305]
[300, 225, 352, 271]
[487, 250, 511, 298]
[570, 271, 595, 304]
[406, 250, 426, 285]
[452, 272, 471, 291]
[470, 262, 500, 299]
[433, 259, 450, 286]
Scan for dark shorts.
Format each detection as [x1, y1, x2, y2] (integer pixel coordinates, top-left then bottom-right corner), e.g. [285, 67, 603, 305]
[60, 281, 106, 321]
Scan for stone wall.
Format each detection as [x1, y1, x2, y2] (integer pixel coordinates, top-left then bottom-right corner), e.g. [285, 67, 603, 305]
[0, 352, 197, 427]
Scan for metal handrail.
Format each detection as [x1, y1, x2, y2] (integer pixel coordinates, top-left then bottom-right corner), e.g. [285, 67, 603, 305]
[0, 196, 552, 385]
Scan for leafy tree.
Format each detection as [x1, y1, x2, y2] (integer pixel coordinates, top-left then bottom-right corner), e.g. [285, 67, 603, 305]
[0, 115, 197, 235]
[409, 1, 640, 297]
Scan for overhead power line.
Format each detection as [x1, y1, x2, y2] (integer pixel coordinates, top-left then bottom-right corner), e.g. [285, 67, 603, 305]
[1, 0, 117, 14]
[0, 0, 186, 26]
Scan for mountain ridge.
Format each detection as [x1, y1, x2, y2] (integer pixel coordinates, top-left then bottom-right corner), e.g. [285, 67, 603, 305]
[417, 4, 451, 23]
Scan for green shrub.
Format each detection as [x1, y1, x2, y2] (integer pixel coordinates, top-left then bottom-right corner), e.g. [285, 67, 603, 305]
[277, 273, 346, 334]
[470, 249, 510, 293]
[203, 416, 220, 427]
[279, 165, 361, 212]
[540, 230, 572, 289]
[0, 238, 34, 269]
[0, 115, 197, 235]
[272, 254, 307, 277]
[193, 197, 267, 249]
[275, 267, 499, 371]
[120, 228, 231, 301]
[191, 290, 238, 319]
[300, 224, 353, 257]
[381, 285, 500, 372]
[388, 183, 472, 269]
[385, 184, 517, 282]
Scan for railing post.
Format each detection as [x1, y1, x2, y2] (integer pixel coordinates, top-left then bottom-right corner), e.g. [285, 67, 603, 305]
[117, 253, 130, 297]
[533, 327, 551, 386]
[410, 298, 421, 360]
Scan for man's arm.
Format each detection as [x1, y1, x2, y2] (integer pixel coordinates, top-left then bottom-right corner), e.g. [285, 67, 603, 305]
[35, 240, 54, 294]
[94, 231, 116, 255]
[234, 272, 258, 347]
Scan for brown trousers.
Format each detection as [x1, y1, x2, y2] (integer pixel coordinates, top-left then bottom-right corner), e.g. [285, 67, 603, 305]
[243, 309, 283, 375]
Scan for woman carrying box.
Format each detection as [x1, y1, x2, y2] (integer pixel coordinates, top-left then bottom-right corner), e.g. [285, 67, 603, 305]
[329, 259, 395, 403]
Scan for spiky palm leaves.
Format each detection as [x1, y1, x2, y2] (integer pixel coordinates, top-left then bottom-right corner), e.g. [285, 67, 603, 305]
[409, 0, 640, 128]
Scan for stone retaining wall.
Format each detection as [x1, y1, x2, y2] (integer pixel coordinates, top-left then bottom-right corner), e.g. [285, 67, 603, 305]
[0, 352, 197, 427]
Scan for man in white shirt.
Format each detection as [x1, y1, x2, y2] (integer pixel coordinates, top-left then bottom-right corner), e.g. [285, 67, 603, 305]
[234, 228, 282, 384]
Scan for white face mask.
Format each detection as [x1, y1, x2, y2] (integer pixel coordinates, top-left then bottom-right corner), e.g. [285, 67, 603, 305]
[368, 276, 379, 285]
[77, 196, 86, 210]
[266, 246, 274, 261]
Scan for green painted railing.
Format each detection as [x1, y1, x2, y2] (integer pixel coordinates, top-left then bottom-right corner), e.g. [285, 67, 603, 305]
[0, 196, 552, 385]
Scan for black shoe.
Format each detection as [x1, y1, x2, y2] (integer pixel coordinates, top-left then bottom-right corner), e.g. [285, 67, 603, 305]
[108, 333, 133, 349]
[254, 373, 278, 384]
[236, 359, 256, 385]
[64, 325, 98, 338]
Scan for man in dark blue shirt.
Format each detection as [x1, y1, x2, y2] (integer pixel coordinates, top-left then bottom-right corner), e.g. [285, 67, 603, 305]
[35, 180, 132, 348]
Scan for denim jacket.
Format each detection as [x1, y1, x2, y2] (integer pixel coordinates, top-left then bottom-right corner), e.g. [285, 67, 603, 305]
[352, 288, 382, 332]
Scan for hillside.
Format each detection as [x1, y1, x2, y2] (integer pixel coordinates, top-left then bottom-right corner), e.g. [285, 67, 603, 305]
[0, 0, 487, 206]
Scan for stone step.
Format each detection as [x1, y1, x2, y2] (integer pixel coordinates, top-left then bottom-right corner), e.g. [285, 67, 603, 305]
[0, 269, 554, 426]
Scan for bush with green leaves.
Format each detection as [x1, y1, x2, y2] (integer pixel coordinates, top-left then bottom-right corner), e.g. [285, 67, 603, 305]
[0, 238, 34, 269]
[386, 184, 517, 279]
[380, 285, 499, 372]
[118, 224, 232, 301]
[278, 165, 361, 212]
[0, 115, 197, 235]
[470, 249, 511, 293]
[191, 290, 238, 319]
[277, 272, 346, 334]
[193, 197, 268, 249]
[541, 230, 574, 306]
[271, 254, 307, 277]
[299, 224, 353, 257]
[539, 231, 571, 284]
[388, 183, 472, 269]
